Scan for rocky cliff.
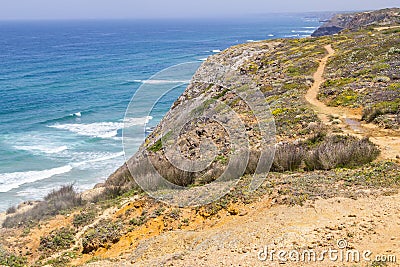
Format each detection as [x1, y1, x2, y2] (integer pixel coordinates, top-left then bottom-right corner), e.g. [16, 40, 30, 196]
[105, 7, 400, 203]
[312, 7, 400, 36]
[1, 8, 399, 267]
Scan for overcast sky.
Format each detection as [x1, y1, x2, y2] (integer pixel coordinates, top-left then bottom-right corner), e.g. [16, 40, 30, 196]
[0, 0, 398, 20]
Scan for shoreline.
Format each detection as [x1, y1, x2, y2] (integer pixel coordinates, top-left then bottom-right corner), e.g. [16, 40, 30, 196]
[0, 33, 318, 218]
[0, 212, 5, 227]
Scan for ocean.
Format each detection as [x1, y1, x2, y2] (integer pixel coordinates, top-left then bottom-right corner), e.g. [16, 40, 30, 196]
[0, 14, 321, 211]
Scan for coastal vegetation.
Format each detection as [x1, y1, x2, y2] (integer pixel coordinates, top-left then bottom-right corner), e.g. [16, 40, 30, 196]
[0, 8, 399, 266]
[2, 185, 83, 228]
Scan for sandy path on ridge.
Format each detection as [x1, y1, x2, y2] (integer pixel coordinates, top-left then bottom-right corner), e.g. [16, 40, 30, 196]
[305, 44, 400, 162]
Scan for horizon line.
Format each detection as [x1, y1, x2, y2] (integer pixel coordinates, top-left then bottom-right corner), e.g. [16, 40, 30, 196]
[0, 9, 372, 22]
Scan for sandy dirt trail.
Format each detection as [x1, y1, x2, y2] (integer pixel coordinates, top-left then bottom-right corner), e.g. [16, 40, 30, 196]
[82, 46, 400, 266]
[305, 45, 400, 162]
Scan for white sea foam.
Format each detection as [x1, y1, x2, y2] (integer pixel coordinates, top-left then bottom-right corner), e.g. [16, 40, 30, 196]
[71, 151, 125, 168]
[199, 58, 209, 61]
[14, 145, 68, 154]
[267, 34, 274, 37]
[212, 49, 222, 53]
[49, 122, 121, 138]
[291, 30, 314, 33]
[124, 116, 153, 126]
[0, 165, 73, 192]
[302, 26, 318, 29]
[0, 150, 127, 193]
[284, 34, 301, 38]
[48, 116, 152, 138]
[132, 79, 190, 84]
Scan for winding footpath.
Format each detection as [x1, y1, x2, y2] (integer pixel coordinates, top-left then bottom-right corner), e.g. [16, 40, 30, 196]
[305, 44, 400, 162]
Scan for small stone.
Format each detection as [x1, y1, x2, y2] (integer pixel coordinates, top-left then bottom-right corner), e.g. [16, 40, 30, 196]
[227, 206, 239, 216]
[239, 211, 248, 216]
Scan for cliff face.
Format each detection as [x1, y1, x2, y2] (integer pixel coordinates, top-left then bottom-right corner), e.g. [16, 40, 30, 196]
[107, 8, 400, 199]
[312, 7, 400, 36]
[108, 41, 281, 206]
[105, 34, 332, 206]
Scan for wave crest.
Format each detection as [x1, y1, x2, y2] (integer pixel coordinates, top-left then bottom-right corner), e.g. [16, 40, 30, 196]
[0, 165, 73, 192]
[48, 116, 152, 138]
[14, 145, 68, 154]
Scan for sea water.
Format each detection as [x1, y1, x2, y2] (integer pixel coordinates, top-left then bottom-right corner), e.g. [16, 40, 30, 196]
[0, 14, 321, 211]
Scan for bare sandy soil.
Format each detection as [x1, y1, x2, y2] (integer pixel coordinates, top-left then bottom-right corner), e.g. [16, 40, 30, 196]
[79, 194, 400, 267]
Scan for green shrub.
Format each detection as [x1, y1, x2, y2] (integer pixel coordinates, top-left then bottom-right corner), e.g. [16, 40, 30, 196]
[82, 220, 123, 254]
[37, 252, 77, 267]
[384, 28, 400, 35]
[214, 155, 228, 164]
[148, 138, 163, 152]
[129, 212, 147, 226]
[286, 66, 301, 76]
[328, 90, 358, 107]
[92, 186, 127, 203]
[72, 209, 97, 228]
[363, 100, 400, 122]
[39, 227, 76, 253]
[282, 83, 307, 91]
[304, 130, 327, 147]
[169, 209, 181, 219]
[388, 83, 400, 90]
[147, 131, 172, 152]
[323, 78, 356, 87]
[0, 249, 27, 267]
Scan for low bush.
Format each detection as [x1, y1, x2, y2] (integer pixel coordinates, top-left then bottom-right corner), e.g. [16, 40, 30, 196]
[304, 135, 380, 170]
[362, 100, 400, 122]
[72, 209, 97, 228]
[2, 185, 84, 228]
[41, 252, 77, 267]
[129, 213, 148, 226]
[272, 143, 304, 172]
[270, 134, 380, 172]
[81, 220, 123, 254]
[5, 206, 17, 215]
[39, 227, 76, 254]
[91, 186, 126, 203]
[0, 248, 27, 267]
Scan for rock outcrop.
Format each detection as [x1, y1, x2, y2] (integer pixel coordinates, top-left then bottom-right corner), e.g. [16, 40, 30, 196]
[312, 7, 400, 37]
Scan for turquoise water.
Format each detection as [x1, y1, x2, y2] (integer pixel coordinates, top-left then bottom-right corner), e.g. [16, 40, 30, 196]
[0, 15, 321, 211]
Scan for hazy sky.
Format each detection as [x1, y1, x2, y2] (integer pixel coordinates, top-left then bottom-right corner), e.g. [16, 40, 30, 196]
[0, 0, 398, 20]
